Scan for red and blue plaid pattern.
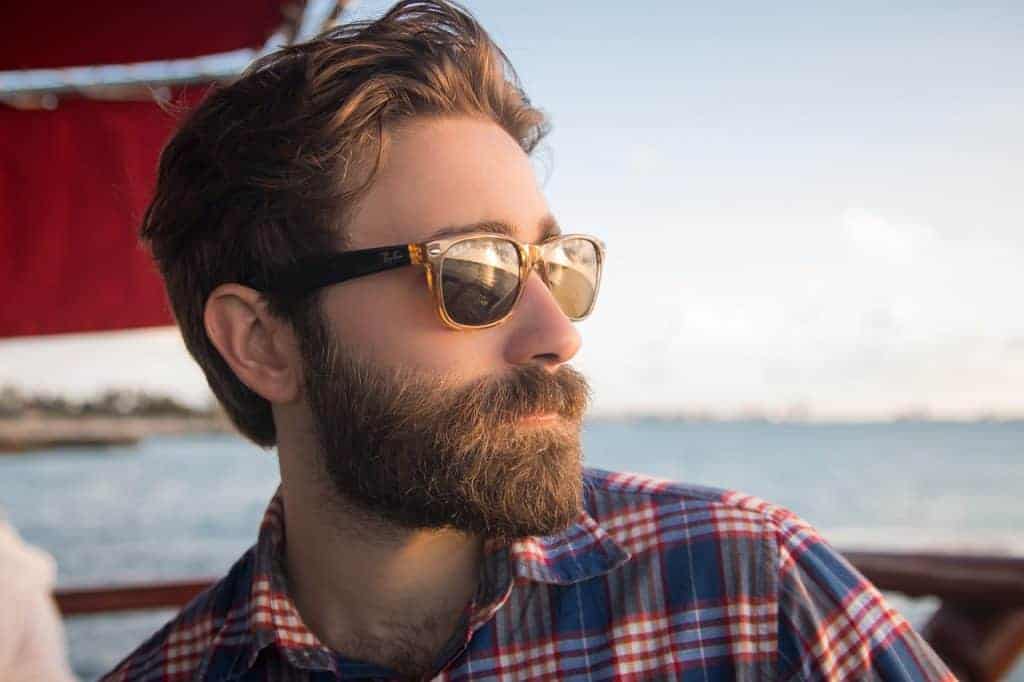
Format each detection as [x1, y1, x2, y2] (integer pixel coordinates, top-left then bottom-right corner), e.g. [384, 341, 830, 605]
[103, 469, 954, 680]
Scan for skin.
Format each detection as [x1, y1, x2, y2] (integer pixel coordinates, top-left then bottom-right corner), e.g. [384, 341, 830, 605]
[203, 116, 582, 671]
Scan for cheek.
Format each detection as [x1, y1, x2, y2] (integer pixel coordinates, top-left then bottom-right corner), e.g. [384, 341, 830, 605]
[349, 269, 435, 328]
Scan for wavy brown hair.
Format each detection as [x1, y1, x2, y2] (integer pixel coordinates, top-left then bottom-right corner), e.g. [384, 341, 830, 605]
[141, 0, 549, 446]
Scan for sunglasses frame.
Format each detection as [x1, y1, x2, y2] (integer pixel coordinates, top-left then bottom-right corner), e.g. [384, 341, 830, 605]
[249, 232, 605, 331]
[415, 232, 605, 330]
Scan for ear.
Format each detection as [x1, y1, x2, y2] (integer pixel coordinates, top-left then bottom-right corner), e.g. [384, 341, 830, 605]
[204, 284, 301, 404]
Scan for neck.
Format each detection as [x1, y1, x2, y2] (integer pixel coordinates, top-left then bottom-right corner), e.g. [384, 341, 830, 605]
[277, 447, 482, 672]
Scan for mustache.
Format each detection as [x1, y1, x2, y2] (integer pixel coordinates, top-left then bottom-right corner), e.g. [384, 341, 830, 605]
[305, 339, 591, 431]
[417, 363, 590, 459]
[469, 363, 590, 422]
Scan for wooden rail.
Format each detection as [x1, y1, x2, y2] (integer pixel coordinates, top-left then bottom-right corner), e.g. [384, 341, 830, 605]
[842, 551, 1024, 606]
[55, 551, 1024, 681]
[55, 578, 213, 616]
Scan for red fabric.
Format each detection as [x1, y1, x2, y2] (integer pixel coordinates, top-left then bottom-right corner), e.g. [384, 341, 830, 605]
[0, 0, 291, 338]
[0, 0, 288, 69]
[0, 90, 208, 338]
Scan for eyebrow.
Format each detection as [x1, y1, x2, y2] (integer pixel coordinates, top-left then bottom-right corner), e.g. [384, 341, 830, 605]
[424, 214, 562, 242]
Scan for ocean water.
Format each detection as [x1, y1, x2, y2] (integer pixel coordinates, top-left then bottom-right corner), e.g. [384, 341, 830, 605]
[1, 421, 1022, 680]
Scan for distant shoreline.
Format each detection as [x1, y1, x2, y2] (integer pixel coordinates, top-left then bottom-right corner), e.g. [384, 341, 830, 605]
[0, 414, 233, 453]
[3, 412, 1023, 455]
[4, 385, 1023, 449]
[0, 386, 233, 453]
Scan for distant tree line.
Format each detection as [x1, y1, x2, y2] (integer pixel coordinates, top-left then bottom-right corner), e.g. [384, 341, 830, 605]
[0, 386, 220, 419]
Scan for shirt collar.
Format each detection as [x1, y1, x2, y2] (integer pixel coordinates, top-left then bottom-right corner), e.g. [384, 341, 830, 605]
[231, 482, 631, 675]
[240, 488, 336, 675]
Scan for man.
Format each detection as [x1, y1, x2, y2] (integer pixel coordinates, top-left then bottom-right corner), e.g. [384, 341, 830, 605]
[105, 1, 954, 680]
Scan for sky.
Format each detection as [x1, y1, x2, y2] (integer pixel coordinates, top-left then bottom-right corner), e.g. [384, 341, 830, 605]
[1, 1, 1022, 419]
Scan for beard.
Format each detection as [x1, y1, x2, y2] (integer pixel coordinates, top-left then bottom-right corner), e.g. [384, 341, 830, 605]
[295, 312, 591, 540]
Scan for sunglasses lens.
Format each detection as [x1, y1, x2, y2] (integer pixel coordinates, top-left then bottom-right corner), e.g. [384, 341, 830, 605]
[543, 237, 600, 319]
[440, 237, 522, 326]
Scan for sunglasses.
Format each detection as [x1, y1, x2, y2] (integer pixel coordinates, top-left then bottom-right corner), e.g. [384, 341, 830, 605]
[251, 232, 605, 330]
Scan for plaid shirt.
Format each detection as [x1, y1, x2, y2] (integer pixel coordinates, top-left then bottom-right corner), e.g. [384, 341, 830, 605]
[103, 469, 954, 681]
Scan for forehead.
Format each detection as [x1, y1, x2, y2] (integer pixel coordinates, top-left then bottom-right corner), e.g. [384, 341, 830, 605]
[344, 116, 552, 248]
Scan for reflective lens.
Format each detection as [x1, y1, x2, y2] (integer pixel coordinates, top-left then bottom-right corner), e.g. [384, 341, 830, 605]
[542, 237, 600, 319]
[440, 237, 522, 326]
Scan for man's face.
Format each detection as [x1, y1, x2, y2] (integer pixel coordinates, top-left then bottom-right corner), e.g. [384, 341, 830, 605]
[297, 116, 591, 538]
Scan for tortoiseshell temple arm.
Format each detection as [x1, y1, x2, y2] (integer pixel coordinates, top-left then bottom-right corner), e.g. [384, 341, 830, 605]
[248, 245, 414, 296]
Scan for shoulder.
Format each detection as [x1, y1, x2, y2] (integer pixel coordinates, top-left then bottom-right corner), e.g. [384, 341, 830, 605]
[582, 466, 805, 558]
[0, 517, 58, 589]
[582, 469, 953, 680]
[581, 466, 877, 608]
[100, 547, 256, 682]
[0, 521, 75, 681]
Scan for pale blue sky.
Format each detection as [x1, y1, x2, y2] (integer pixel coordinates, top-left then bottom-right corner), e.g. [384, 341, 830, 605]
[2, 1, 1022, 419]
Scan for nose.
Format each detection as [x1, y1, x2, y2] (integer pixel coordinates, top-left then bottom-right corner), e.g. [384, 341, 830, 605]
[502, 271, 582, 372]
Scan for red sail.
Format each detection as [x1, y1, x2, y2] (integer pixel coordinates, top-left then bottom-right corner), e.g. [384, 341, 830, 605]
[0, 0, 290, 338]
